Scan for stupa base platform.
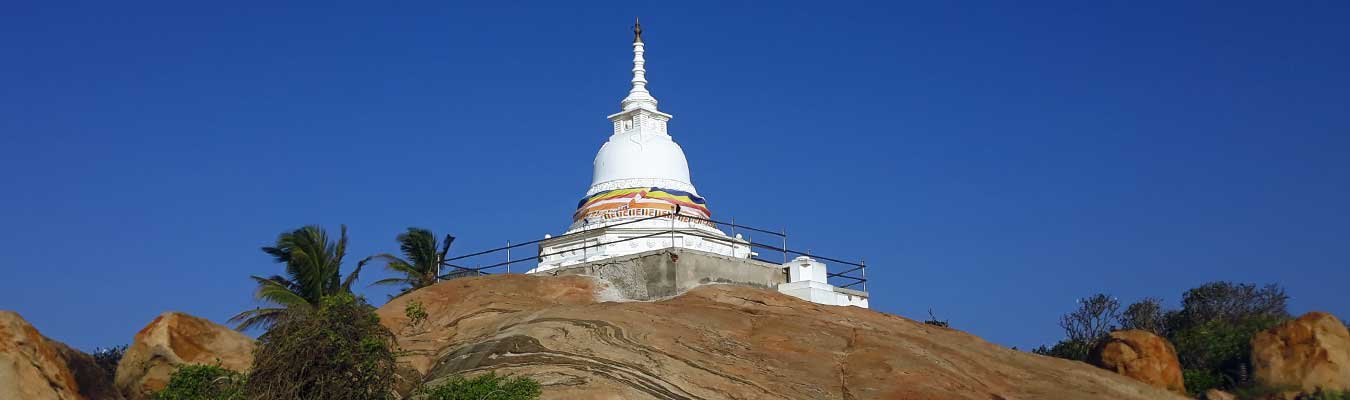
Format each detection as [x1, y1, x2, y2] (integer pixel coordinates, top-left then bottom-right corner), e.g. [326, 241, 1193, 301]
[531, 248, 783, 300]
[530, 248, 868, 308]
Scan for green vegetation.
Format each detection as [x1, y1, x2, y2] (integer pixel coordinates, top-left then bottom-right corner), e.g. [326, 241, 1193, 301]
[1031, 339, 1093, 362]
[1036, 282, 1291, 396]
[153, 364, 245, 400]
[246, 293, 397, 400]
[364, 227, 454, 295]
[414, 373, 542, 400]
[150, 225, 540, 399]
[229, 225, 366, 330]
[1119, 297, 1167, 336]
[405, 300, 429, 330]
[1032, 293, 1119, 361]
[1229, 385, 1350, 400]
[1303, 391, 1350, 400]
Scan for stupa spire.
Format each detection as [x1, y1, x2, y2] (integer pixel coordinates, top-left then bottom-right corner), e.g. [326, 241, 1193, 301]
[621, 17, 657, 111]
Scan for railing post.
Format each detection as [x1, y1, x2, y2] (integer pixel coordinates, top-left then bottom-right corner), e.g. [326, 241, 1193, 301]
[670, 206, 678, 249]
[861, 259, 867, 292]
[781, 228, 788, 263]
[729, 216, 737, 258]
[505, 241, 511, 274]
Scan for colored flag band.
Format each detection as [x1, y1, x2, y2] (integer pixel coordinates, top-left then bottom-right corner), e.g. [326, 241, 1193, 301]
[574, 187, 711, 222]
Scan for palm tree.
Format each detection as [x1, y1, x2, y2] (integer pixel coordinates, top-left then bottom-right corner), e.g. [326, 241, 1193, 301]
[230, 225, 364, 330]
[364, 227, 454, 295]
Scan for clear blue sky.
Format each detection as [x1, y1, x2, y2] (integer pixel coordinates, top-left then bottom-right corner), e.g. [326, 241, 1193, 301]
[2, 1, 1347, 352]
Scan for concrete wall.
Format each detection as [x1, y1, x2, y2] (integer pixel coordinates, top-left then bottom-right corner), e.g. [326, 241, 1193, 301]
[538, 248, 787, 301]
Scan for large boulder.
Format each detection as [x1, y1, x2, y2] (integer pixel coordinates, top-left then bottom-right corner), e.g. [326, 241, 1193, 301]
[377, 273, 1188, 399]
[1088, 329, 1187, 394]
[0, 311, 81, 400]
[114, 312, 255, 400]
[1251, 311, 1350, 392]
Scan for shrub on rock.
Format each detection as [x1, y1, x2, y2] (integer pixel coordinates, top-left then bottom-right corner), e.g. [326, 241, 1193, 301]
[415, 373, 541, 400]
[152, 364, 244, 400]
[246, 293, 396, 400]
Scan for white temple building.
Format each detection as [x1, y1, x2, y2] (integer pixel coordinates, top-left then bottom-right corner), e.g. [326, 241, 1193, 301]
[530, 21, 867, 308]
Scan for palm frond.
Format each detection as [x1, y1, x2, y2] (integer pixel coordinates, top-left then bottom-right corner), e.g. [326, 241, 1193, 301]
[395, 227, 448, 290]
[237, 224, 360, 330]
[438, 234, 456, 260]
[250, 275, 311, 309]
[398, 228, 439, 273]
[369, 277, 414, 287]
[228, 306, 287, 331]
[341, 257, 364, 292]
[361, 253, 410, 268]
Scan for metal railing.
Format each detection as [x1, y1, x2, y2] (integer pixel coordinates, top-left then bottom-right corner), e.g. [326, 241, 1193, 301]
[436, 211, 867, 291]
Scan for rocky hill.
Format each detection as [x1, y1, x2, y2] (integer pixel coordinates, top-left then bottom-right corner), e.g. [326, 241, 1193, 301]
[376, 274, 1186, 400]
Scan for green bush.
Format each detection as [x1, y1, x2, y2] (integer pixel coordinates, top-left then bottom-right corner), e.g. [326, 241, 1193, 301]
[1173, 316, 1283, 392]
[153, 364, 245, 400]
[405, 300, 429, 330]
[1226, 385, 1350, 400]
[1120, 297, 1168, 336]
[1037, 281, 1295, 394]
[1181, 368, 1224, 397]
[1032, 340, 1092, 361]
[1176, 282, 1288, 328]
[245, 293, 397, 400]
[1302, 390, 1350, 400]
[415, 373, 541, 400]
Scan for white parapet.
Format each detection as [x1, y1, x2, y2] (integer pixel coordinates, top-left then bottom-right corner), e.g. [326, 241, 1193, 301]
[532, 217, 752, 273]
[777, 256, 869, 308]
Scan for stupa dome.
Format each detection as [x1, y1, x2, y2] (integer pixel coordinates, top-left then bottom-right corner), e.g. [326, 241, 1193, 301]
[588, 117, 696, 196]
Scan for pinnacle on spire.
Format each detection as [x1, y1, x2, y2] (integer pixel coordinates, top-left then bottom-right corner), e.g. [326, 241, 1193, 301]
[621, 18, 657, 111]
[633, 17, 643, 43]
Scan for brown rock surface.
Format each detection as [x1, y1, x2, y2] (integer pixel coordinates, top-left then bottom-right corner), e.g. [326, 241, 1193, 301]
[1203, 389, 1236, 400]
[378, 274, 1187, 400]
[47, 339, 125, 400]
[1251, 311, 1350, 392]
[114, 312, 255, 400]
[0, 311, 81, 400]
[1088, 329, 1186, 394]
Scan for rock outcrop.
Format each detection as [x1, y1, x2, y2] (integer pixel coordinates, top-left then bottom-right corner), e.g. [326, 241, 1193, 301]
[1088, 329, 1186, 394]
[1203, 389, 1237, 400]
[47, 339, 125, 400]
[0, 311, 81, 400]
[377, 274, 1187, 400]
[115, 312, 255, 400]
[1251, 311, 1350, 393]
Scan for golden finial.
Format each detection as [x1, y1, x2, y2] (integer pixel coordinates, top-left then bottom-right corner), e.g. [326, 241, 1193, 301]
[633, 17, 643, 43]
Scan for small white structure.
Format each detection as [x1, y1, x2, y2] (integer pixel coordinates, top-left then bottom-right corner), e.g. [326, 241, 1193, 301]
[777, 256, 870, 308]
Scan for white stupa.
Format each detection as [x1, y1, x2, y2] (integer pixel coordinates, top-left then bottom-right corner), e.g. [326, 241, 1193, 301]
[534, 20, 751, 272]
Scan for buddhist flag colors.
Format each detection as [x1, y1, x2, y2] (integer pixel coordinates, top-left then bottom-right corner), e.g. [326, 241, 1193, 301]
[573, 187, 711, 222]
